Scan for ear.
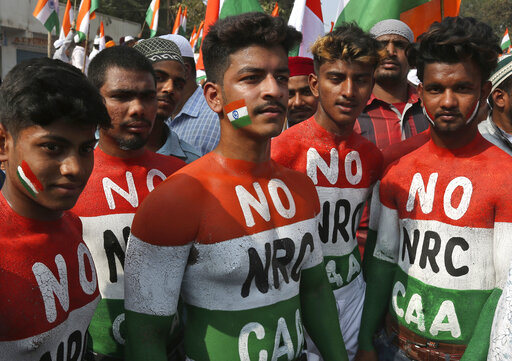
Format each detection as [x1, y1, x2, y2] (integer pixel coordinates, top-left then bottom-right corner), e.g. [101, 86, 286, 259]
[309, 73, 319, 98]
[481, 80, 492, 101]
[0, 123, 10, 163]
[203, 81, 224, 114]
[492, 89, 507, 109]
[417, 82, 424, 105]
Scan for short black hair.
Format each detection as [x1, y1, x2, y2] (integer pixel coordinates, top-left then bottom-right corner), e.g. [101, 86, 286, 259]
[88, 45, 156, 90]
[0, 57, 110, 138]
[408, 17, 501, 83]
[202, 12, 302, 84]
[184, 57, 196, 81]
[311, 22, 384, 74]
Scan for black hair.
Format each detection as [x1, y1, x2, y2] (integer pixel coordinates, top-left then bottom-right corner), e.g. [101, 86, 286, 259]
[311, 22, 384, 74]
[0, 57, 110, 138]
[88, 45, 156, 90]
[202, 12, 302, 84]
[408, 17, 501, 83]
[184, 57, 196, 81]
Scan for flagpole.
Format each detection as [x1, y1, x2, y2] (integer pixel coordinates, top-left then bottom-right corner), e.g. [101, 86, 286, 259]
[440, 0, 444, 19]
[82, 28, 89, 73]
[47, 31, 51, 57]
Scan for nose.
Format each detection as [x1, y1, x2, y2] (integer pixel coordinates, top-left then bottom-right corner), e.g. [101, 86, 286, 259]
[161, 79, 175, 94]
[128, 97, 145, 118]
[262, 74, 284, 100]
[60, 154, 81, 178]
[292, 92, 305, 107]
[440, 89, 458, 109]
[386, 41, 397, 56]
[341, 77, 355, 99]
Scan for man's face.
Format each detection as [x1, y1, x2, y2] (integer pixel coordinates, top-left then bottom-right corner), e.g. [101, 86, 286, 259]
[153, 60, 186, 120]
[287, 75, 318, 126]
[99, 66, 157, 150]
[311, 59, 374, 128]
[220, 45, 289, 139]
[418, 60, 487, 133]
[1, 121, 97, 215]
[374, 34, 410, 84]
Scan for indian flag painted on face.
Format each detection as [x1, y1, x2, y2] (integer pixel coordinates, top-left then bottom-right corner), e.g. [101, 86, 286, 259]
[17, 161, 43, 197]
[225, 99, 251, 128]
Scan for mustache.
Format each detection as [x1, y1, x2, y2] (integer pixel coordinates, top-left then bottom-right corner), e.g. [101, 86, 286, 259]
[253, 101, 287, 114]
[289, 105, 314, 113]
[121, 118, 153, 127]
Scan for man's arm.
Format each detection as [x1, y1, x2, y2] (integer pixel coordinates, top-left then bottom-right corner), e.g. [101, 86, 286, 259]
[301, 263, 349, 361]
[461, 221, 512, 360]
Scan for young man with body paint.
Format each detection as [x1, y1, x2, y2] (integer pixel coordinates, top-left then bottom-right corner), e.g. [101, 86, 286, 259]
[356, 17, 512, 361]
[72, 46, 186, 361]
[0, 57, 110, 360]
[272, 24, 384, 361]
[124, 12, 348, 361]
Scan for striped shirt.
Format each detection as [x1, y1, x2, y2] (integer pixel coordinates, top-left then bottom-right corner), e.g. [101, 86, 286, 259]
[355, 86, 429, 151]
[168, 86, 220, 156]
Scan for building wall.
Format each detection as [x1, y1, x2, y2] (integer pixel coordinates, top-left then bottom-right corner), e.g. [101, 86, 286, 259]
[0, 0, 141, 78]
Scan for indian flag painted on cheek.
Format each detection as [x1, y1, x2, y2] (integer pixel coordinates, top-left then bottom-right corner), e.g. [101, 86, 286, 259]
[225, 99, 251, 129]
[17, 161, 44, 197]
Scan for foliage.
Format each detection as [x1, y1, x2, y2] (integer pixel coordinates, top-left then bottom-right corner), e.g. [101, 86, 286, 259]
[460, 0, 512, 38]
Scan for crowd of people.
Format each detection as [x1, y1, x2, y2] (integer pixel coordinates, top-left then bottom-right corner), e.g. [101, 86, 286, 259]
[0, 9, 512, 361]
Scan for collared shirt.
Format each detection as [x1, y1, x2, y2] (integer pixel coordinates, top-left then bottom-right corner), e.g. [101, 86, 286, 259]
[167, 86, 220, 156]
[354, 85, 429, 150]
[157, 124, 201, 163]
[478, 113, 512, 156]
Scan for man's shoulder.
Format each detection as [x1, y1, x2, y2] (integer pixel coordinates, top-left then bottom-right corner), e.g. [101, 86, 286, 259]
[382, 130, 431, 170]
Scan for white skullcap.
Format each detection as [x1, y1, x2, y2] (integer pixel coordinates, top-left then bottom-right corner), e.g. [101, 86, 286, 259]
[370, 19, 414, 43]
[159, 34, 194, 58]
[124, 35, 135, 42]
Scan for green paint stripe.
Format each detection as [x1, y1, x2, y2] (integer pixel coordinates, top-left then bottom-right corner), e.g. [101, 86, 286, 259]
[324, 246, 362, 290]
[184, 296, 304, 360]
[231, 115, 251, 129]
[17, 171, 36, 198]
[390, 268, 493, 343]
[87, 298, 125, 357]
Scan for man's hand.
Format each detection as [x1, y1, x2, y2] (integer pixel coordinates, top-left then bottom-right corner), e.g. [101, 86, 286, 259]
[354, 349, 378, 361]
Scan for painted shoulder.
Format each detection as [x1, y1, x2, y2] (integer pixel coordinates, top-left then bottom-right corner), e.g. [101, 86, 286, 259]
[382, 130, 431, 172]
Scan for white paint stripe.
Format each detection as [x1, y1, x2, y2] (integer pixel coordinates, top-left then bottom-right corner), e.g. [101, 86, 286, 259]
[124, 218, 322, 314]
[315, 186, 369, 256]
[18, 166, 39, 195]
[0, 296, 99, 358]
[373, 205, 400, 263]
[125, 235, 191, 316]
[227, 106, 249, 122]
[398, 218, 495, 290]
[491, 222, 512, 288]
[181, 218, 323, 311]
[80, 213, 135, 299]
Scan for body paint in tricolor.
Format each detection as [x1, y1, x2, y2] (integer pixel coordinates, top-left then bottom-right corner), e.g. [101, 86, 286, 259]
[17, 161, 43, 197]
[225, 99, 251, 129]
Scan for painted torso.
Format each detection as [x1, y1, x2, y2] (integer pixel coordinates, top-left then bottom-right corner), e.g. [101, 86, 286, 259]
[72, 148, 185, 358]
[0, 193, 100, 360]
[272, 117, 382, 290]
[125, 152, 324, 361]
[375, 134, 512, 344]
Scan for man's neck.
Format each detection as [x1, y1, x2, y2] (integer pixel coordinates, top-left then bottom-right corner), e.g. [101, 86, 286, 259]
[492, 110, 512, 134]
[215, 121, 271, 163]
[372, 80, 409, 104]
[146, 119, 167, 152]
[172, 82, 198, 117]
[98, 137, 146, 159]
[1, 182, 62, 221]
[313, 106, 354, 138]
[430, 123, 479, 149]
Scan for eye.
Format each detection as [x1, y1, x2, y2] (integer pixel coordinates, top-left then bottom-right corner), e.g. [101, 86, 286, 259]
[276, 75, 289, 83]
[41, 143, 61, 153]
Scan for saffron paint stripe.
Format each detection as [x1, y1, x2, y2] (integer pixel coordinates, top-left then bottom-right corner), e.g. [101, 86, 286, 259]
[21, 161, 44, 191]
[225, 99, 251, 128]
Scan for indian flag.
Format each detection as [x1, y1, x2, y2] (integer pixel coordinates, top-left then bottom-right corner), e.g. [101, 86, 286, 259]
[90, 0, 99, 20]
[17, 161, 43, 197]
[99, 21, 106, 51]
[146, 0, 161, 38]
[502, 29, 511, 51]
[194, 21, 204, 53]
[33, 0, 60, 34]
[225, 99, 251, 129]
[55, 0, 73, 46]
[288, 0, 324, 58]
[196, 0, 263, 70]
[75, 0, 91, 42]
[172, 5, 183, 35]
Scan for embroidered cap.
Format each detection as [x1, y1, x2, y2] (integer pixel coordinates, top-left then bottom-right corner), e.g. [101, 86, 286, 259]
[370, 19, 414, 43]
[134, 37, 184, 65]
[490, 55, 512, 93]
